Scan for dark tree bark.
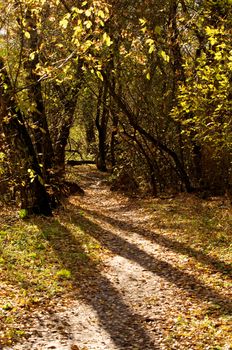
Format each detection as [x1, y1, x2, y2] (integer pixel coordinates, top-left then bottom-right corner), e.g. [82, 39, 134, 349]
[23, 9, 54, 179]
[0, 57, 52, 215]
[53, 59, 84, 176]
[110, 112, 119, 168]
[109, 76, 119, 169]
[95, 83, 109, 172]
[103, 73, 194, 192]
[54, 101, 77, 174]
[123, 130, 158, 196]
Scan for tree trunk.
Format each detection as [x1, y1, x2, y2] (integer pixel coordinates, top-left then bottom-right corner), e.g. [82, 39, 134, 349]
[0, 57, 52, 215]
[124, 130, 158, 196]
[95, 84, 109, 172]
[23, 9, 54, 179]
[103, 73, 194, 192]
[53, 60, 84, 176]
[110, 114, 118, 168]
[109, 80, 119, 169]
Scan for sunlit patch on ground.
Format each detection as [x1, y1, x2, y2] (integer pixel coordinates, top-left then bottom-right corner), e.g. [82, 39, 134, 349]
[0, 167, 231, 349]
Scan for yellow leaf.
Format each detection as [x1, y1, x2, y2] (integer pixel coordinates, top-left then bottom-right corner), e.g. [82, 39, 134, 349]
[24, 31, 30, 39]
[98, 10, 105, 19]
[85, 9, 92, 17]
[139, 18, 147, 26]
[59, 18, 69, 29]
[159, 50, 170, 62]
[149, 45, 155, 54]
[84, 20, 92, 29]
[103, 33, 112, 46]
[29, 52, 35, 61]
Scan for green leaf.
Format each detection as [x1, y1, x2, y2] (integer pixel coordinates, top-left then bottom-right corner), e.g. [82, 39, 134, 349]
[38, 175, 44, 185]
[19, 209, 28, 219]
[96, 70, 103, 81]
[2, 303, 13, 311]
[56, 269, 71, 279]
[154, 25, 161, 34]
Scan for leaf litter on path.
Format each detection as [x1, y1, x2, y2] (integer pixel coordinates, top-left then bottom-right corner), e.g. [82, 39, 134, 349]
[1, 165, 231, 349]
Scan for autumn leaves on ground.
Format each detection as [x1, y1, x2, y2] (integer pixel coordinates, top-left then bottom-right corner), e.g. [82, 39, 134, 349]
[0, 166, 231, 350]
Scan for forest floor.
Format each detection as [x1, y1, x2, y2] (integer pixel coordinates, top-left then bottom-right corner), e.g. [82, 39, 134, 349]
[0, 165, 232, 350]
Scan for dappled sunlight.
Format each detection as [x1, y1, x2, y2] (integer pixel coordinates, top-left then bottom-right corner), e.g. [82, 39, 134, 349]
[1, 167, 231, 349]
[36, 216, 157, 350]
[66, 207, 231, 313]
[80, 207, 232, 283]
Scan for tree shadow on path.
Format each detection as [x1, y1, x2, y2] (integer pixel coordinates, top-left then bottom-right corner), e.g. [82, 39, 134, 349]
[37, 217, 159, 350]
[83, 208, 232, 277]
[68, 207, 232, 316]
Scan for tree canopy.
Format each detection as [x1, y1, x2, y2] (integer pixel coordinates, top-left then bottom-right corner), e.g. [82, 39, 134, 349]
[0, 0, 231, 214]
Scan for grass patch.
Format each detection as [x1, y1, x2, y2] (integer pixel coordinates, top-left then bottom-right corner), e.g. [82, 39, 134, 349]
[147, 194, 231, 260]
[144, 194, 232, 349]
[0, 210, 105, 347]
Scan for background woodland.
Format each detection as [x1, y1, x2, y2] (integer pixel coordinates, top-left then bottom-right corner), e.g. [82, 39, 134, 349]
[0, 0, 231, 214]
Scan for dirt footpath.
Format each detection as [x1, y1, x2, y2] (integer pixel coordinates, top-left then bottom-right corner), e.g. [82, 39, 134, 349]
[5, 166, 231, 350]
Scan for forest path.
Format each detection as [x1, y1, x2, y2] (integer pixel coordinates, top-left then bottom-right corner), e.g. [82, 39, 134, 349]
[6, 166, 231, 350]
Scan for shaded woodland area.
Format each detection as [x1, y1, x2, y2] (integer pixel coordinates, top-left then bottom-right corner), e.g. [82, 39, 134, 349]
[0, 0, 231, 215]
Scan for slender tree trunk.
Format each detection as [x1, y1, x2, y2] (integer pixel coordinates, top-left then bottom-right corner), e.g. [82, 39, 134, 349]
[53, 60, 84, 176]
[95, 84, 109, 172]
[170, 0, 204, 188]
[109, 78, 119, 169]
[110, 113, 118, 168]
[103, 73, 194, 192]
[54, 106, 76, 175]
[124, 130, 158, 196]
[23, 9, 54, 179]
